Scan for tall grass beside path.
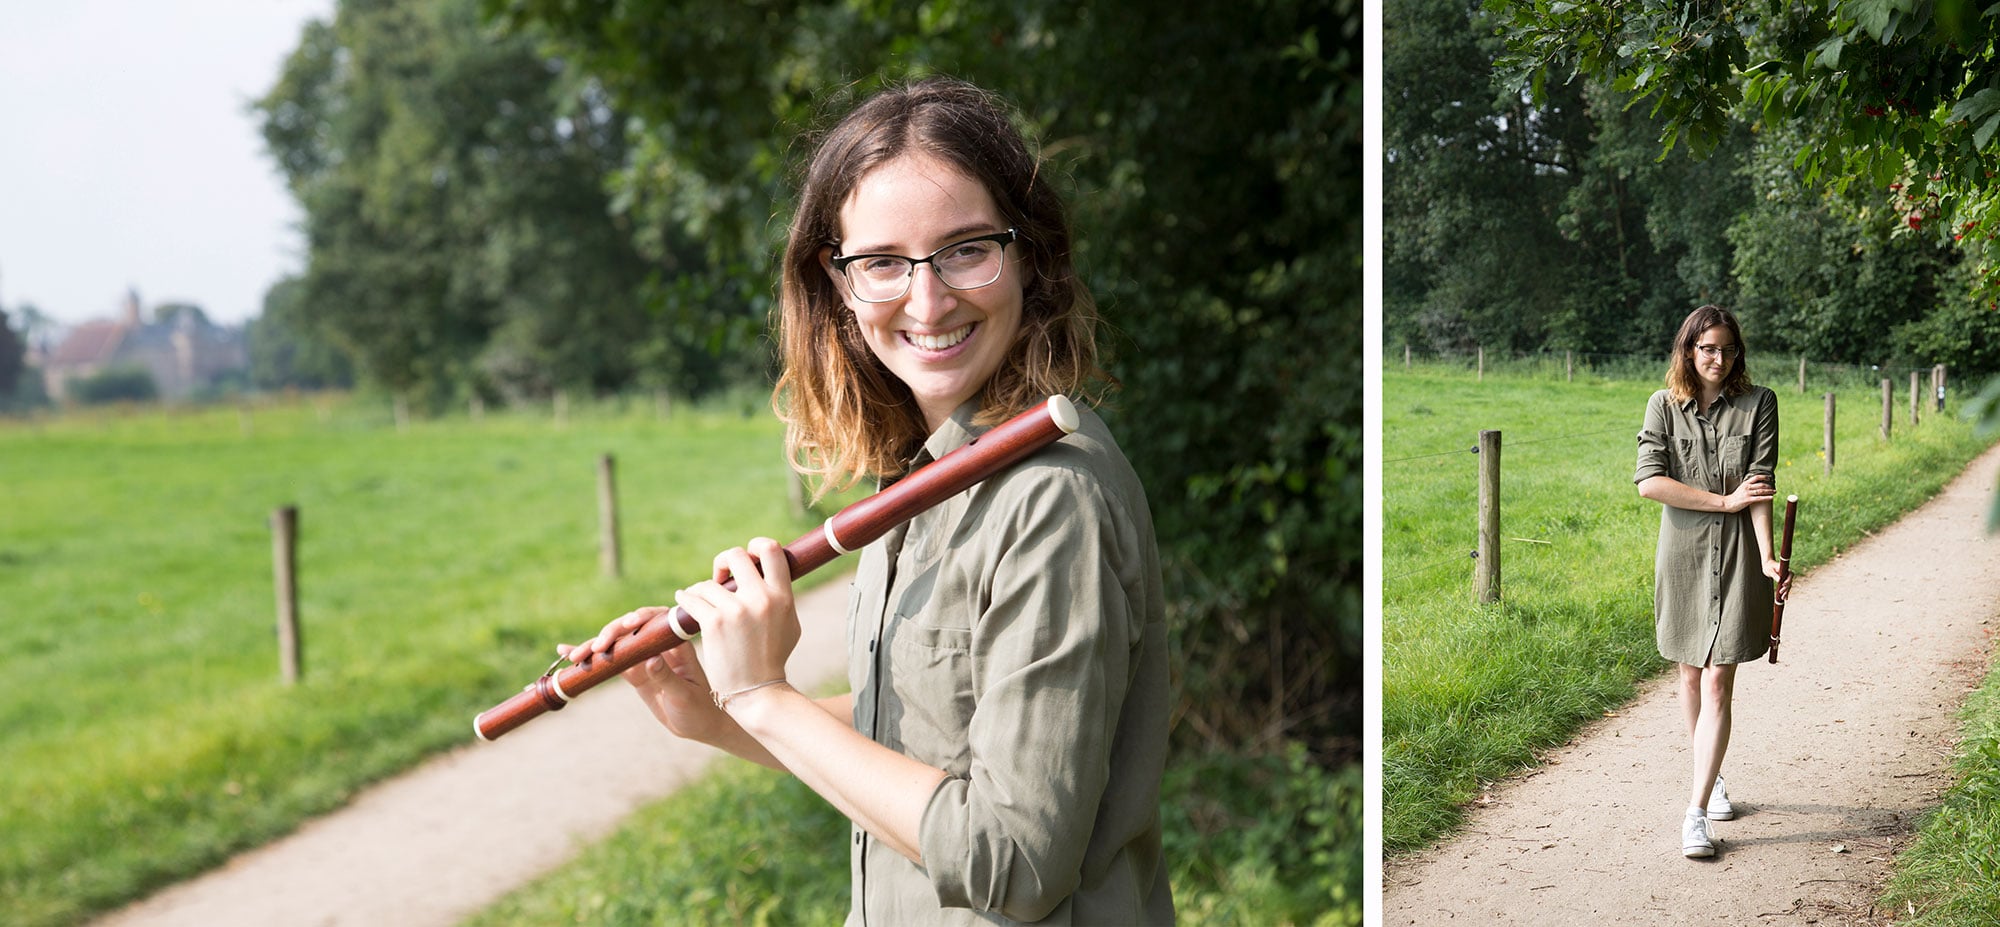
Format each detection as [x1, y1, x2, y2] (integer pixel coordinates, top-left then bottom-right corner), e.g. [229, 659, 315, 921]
[1382, 364, 1994, 856]
[1881, 655, 2000, 924]
[0, 396, 828, 927]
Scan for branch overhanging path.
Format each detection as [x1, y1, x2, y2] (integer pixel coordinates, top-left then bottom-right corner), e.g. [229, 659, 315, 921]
[1384, 443, 2000, 925]
[93, 577, 856, 927]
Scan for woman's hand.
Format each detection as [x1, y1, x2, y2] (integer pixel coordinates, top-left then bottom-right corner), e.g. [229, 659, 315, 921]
[1720, 472, 1776, 513]
[553, 607, 734, 745]
[674, 537, 801, 702]
[1763, 556, 1794, 600]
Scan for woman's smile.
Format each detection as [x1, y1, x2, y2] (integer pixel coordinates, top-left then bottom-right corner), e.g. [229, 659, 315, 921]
[905, 321, 978, 354]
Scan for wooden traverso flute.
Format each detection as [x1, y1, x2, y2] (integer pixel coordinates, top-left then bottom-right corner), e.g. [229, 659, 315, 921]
[473, 395, 1082, 741]
[1769, 494, 1798, 664]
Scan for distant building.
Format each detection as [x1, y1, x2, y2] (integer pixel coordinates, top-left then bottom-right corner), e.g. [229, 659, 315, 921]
[41, 289, 247, 402]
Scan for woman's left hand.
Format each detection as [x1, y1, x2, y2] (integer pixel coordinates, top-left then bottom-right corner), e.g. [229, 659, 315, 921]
[676, 537, 801, 701]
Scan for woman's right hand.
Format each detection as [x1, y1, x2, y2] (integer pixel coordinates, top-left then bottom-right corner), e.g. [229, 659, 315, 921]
[1720, 472, 1775, 513]
[557, 606, 741, 747]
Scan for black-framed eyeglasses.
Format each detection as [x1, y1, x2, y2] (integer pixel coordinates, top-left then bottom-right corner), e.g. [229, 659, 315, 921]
[1694, 343, 1742, 360]
[830, 229, 1018, 303]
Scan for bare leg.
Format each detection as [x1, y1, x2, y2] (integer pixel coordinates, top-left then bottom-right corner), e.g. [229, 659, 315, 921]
[1687, 663, 1737, 811]
[1677, 663, 1702, 742]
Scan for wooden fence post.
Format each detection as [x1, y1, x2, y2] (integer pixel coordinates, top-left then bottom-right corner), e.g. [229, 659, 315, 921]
[1798, 356, 1806, 394]
[1566, 350, 1573, 383]
[1881, 378, 1893, 440]
[1478, 346, 1485, 382]
[1910, 370, 1920, 426]
[271, 506, 302, 685]
[1824, 392, 1836, 476]
[1476, 429, 1501, 604]
[598, 454, 621, 579]
[1405, 344, 1411, 369]
[1937, 364, 1948, 411]
[394, 394, 409, 433]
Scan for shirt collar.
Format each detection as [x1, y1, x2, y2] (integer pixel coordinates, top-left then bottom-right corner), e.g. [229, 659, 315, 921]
[914, 399, 986, 468]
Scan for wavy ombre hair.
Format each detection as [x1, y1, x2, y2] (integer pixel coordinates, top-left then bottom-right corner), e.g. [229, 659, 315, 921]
[1664, 304, 1754, 403]
[773, 78, 1111, 495]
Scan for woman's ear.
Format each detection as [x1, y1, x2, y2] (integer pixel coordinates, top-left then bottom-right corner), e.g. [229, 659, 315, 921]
[820, 245, 856, 307]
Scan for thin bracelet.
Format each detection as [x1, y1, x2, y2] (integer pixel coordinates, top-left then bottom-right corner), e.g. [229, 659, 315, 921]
[711, 678, 791, 711]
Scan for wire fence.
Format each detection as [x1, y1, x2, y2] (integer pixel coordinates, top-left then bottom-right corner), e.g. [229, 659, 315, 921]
[1383, 423, 1639, 594]
[1381, 352, 1964, 597]
[1390, 345, 1953, 393]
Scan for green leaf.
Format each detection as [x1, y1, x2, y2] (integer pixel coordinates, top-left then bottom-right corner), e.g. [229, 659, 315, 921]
[1978, 112, 2000, 150]
[1949, 88, 2000, 125]
[1812, 35, 1845, 68]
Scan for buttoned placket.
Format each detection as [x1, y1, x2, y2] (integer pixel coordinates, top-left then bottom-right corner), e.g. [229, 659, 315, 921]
[1696, 407, 1724, 647]
[853, 518, 911, 927]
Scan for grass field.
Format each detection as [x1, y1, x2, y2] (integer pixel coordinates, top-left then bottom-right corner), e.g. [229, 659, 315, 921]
[466, 743, 1362, 926]
[1382, 363, 1995, 857]
[0, 393, 832, 927]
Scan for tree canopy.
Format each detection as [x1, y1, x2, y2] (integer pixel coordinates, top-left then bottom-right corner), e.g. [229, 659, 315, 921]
[1487, 0, 2000, 297]
[1387, 0, 2000, 379]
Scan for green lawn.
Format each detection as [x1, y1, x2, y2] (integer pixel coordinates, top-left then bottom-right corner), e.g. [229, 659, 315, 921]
[466, 744, 1362, 926]
[1382, 363, 1995, 855]
[0, 394, 827, 927]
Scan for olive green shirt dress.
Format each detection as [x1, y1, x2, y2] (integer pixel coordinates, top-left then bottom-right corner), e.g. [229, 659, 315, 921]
[844, 400, 1175, 926]
[1634, 386, 1779, 666]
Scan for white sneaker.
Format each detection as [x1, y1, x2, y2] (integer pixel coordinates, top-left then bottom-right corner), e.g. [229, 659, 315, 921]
[1682, 810, 1715, 858]
[1707, 777, 1735, 821]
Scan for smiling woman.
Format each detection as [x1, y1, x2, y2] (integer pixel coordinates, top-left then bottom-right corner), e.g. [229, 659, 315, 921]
[559, 78, 1172, 926]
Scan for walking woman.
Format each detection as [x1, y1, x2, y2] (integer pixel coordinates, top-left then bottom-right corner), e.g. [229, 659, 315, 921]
[561, 78, 1175, 923]
[1634, 305, 1787, 859]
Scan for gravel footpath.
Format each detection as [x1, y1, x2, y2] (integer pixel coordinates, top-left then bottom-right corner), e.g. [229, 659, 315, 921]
[93, 577, 855, 927]
[1384, 442, 2000, 925]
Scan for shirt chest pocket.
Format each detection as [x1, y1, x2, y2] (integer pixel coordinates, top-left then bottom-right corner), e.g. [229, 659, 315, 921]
[1673, 437, 1704, 486]
[887, 620, 975, 773]
[1718, 434, 1750, 491]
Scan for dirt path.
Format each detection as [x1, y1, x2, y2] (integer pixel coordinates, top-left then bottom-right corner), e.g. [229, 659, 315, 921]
[1384, 442, 2000, 925]
[94, 577, 855, 927]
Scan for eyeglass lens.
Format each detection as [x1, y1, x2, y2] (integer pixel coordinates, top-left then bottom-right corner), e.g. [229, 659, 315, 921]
[846, 238, 1007, 301]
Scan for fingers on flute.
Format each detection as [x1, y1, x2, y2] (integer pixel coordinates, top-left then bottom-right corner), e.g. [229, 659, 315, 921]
[574, 607, 666, 661]
[747, 537, 792, 589]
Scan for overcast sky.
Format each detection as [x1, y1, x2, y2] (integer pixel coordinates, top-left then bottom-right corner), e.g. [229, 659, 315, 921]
[0, 1, 334, 328]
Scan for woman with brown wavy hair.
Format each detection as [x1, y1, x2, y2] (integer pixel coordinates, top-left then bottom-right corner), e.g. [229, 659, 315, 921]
[564, 78, 1173, 924]
[1635, 304, 1787, 860]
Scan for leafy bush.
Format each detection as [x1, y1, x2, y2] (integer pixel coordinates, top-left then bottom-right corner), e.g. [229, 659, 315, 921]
[67, 365, 158, 404]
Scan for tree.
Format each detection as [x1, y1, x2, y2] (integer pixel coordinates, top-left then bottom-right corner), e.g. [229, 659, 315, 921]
[248, 276, 355, 391]
[256, 0, 677, 406]
[1486, 0, 2000, 292]
[0, 308, 24, 402]
[1385, 0, 1753, 356]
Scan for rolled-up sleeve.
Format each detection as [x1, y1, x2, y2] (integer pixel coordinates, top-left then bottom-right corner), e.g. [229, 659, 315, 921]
[1749, 388, 1779, 483]
[918, 467, 1138, 922]
[1635, 391, 1673, 483]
